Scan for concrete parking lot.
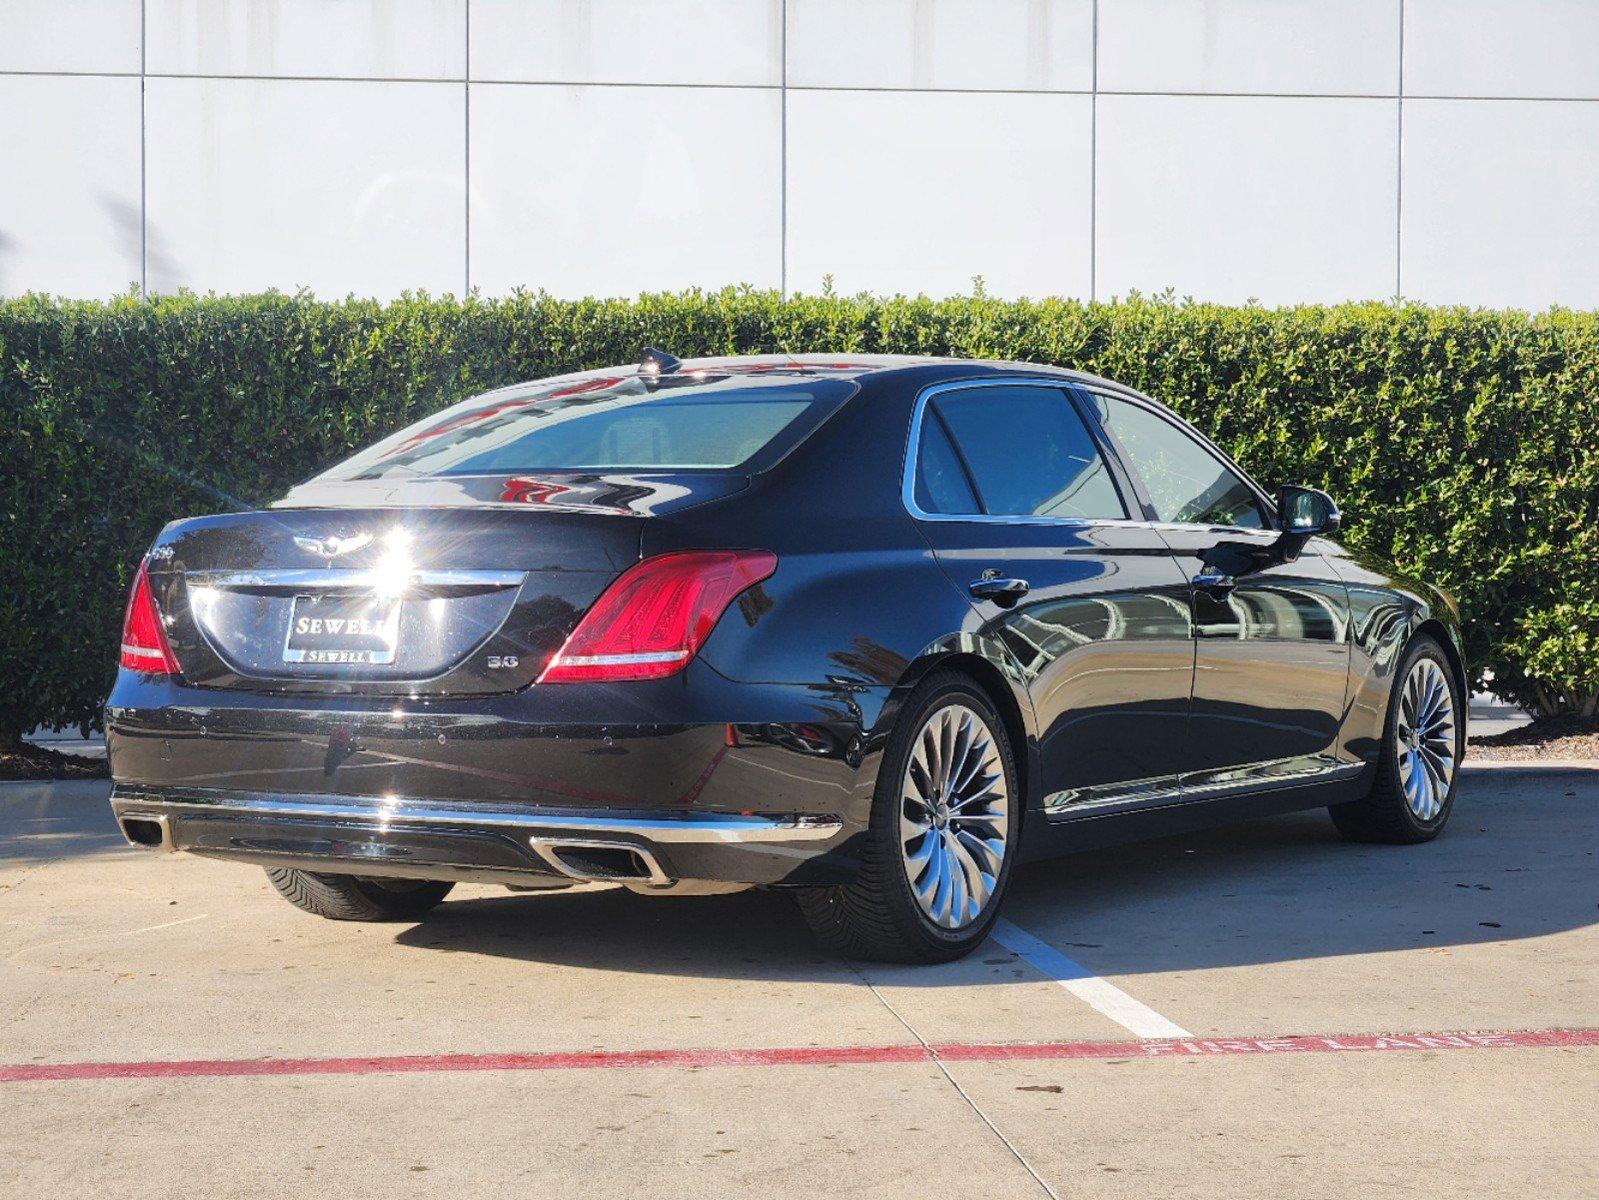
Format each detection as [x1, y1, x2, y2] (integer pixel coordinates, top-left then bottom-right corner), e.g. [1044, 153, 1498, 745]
[2, 768, 1594, 1199]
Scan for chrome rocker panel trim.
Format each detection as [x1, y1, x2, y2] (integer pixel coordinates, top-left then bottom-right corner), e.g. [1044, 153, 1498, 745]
[1044, 753, 1368, 820]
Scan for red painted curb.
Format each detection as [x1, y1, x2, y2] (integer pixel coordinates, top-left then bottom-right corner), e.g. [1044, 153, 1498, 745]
[2, 1029, 1594, 1084]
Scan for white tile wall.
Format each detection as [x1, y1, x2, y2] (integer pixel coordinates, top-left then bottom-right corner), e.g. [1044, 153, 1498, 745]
[470, 0, 781, 87]
[1098, 0, 1400, 96]
[0, 0, 141, 74]
[786, 0, 1092, 92]
[1402, 100, 1599, 309]
[1096, 95, 1398, 305]
[145, 78, 465, 297]
[469, 84, 781, 297]
[0, 76, 142, 297]
[6, 2, 1599, 307]
[146, 0, 467, 80]
[786, 90, 1092, 297]
[1405, 0, 1599, 100]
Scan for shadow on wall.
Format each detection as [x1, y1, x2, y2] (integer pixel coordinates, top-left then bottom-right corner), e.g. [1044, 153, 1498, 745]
[0, 228, 14, 294]
[100, 194, 182, 291]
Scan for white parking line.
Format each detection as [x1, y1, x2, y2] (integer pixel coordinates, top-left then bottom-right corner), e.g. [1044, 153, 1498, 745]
[990, 918, 1192, 1040]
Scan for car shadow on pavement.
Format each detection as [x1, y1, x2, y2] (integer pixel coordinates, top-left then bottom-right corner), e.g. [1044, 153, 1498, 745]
[395, 768, 1599, 982]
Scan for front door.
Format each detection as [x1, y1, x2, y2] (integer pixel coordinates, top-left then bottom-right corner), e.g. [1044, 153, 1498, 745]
[1084, 391, 1353, 785]
[907, 381, 1196, 813]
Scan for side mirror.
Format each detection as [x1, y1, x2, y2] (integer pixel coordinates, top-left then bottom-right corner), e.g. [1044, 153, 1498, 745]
[1272, 486, 1340, 562]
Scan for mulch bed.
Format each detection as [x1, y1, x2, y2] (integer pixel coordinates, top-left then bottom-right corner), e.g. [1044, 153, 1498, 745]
[0, 743, 110, 781]
[1472, 715, 1599, 762]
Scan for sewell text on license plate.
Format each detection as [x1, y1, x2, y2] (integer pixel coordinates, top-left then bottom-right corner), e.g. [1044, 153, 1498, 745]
[283, 593, 400, 664]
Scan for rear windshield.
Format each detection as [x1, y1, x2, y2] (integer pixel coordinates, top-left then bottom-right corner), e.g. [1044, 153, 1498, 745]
[318, 371, 855, 481]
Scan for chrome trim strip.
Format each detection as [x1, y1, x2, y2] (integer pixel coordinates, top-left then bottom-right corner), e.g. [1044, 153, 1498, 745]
[188, 569, 527, 593]
[109, 786, 843, 844]
[1044, 775, 1184, 816]
[1045, 754, 1365, 820]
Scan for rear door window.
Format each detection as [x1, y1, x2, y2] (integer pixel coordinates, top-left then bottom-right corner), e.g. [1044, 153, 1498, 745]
[923, 385, 1127, 520]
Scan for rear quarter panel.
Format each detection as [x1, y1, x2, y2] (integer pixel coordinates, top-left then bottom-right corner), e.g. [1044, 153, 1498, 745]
[649, 370, 1045, 810]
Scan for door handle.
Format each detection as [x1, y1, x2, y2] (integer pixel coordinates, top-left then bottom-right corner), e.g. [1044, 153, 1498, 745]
[1192, 571, 1237, 598]
[969, 576, 1030, 607]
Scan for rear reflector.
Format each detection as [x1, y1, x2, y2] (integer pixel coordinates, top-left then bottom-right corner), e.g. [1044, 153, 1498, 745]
[539, 550, 777, 683]
[119, 558, 180, 674]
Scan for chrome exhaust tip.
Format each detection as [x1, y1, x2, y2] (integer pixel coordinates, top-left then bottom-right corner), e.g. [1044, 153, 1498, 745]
[527, 836, 673, 887]
[118, 812, 174, 852]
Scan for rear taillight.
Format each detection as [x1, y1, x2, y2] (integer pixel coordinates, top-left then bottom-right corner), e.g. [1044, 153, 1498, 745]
[119, 558, 180, 674]
[539, 550, 777, 683]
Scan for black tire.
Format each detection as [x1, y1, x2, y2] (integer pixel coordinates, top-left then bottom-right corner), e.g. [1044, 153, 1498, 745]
[796, 671, 1020, 964]
[1329, 633, 1463, 844]
[264, 869, 454, 921]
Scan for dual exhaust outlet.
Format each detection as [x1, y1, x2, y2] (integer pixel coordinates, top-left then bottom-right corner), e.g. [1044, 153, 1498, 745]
[527, 836, 748, 896]
[118, 813, 173, 852]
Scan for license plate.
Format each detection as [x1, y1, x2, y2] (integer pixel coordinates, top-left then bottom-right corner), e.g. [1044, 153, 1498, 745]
[283, 594, 400, 665]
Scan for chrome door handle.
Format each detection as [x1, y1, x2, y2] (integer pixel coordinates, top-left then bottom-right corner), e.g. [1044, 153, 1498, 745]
[1192, 571, 1236, 597]
[969, 577, 1030, 607]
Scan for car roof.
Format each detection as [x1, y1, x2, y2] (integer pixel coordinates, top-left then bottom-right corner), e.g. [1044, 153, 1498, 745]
[470, 353, 1146, 406]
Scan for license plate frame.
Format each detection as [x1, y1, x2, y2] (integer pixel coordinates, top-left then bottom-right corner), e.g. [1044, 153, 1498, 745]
[282, 593, 401, 665]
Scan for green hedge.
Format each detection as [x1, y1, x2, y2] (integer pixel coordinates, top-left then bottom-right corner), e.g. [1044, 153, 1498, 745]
[3, 288, 1596, 743]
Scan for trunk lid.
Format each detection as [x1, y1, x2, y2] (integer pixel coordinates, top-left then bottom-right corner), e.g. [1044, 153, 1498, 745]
[146, 486, 663, 696]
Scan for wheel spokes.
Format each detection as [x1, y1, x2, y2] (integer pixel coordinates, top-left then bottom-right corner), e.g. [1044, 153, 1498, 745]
[898, 703, 1010, 931]
[1396, 658, 1456, 821]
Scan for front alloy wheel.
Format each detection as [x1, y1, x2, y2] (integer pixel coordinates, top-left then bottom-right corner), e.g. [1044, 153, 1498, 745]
[1395, 656, 1458, 821]
[1329, 633, 1462, 844]
[796, 672, 1019, 963]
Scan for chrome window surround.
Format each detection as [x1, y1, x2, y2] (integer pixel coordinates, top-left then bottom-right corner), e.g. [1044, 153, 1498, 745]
[901, 377, 1138, 528]
[1078, 386, 1281, 532]
[900, 375, 1283, 536]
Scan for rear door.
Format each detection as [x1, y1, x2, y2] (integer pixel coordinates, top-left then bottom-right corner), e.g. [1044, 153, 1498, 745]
[1084, 390, 1353, 785]
[907, 380, 1196, 814]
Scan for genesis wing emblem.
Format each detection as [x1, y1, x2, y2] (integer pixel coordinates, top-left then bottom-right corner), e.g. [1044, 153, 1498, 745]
[294, 532, 374, 560]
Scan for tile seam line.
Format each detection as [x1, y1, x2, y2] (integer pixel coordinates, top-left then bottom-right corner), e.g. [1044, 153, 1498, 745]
[851, 967, 1063, 1200]
[5, 70, 1599, 102]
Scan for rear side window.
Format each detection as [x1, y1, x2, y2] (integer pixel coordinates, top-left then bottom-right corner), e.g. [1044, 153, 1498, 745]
[913, 413, 981, 514]
[318, 372, 856, 480]
[1091, 394, 1267, 529]
[919, 386, 1126, 520]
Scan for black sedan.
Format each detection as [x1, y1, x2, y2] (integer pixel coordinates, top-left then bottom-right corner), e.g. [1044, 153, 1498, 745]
[107, 352, 1466, 963]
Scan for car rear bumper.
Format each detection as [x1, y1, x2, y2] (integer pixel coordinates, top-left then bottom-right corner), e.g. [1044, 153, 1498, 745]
[104, 668, 885, 887]
[110, 784, 859, 888]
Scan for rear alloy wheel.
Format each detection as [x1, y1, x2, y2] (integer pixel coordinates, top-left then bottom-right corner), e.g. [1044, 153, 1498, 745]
[265, 869, 454, 921]
[796, 673, 1018, 963]
[899, 703, 1010, 929]
[1330, 634, 1462, 844]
